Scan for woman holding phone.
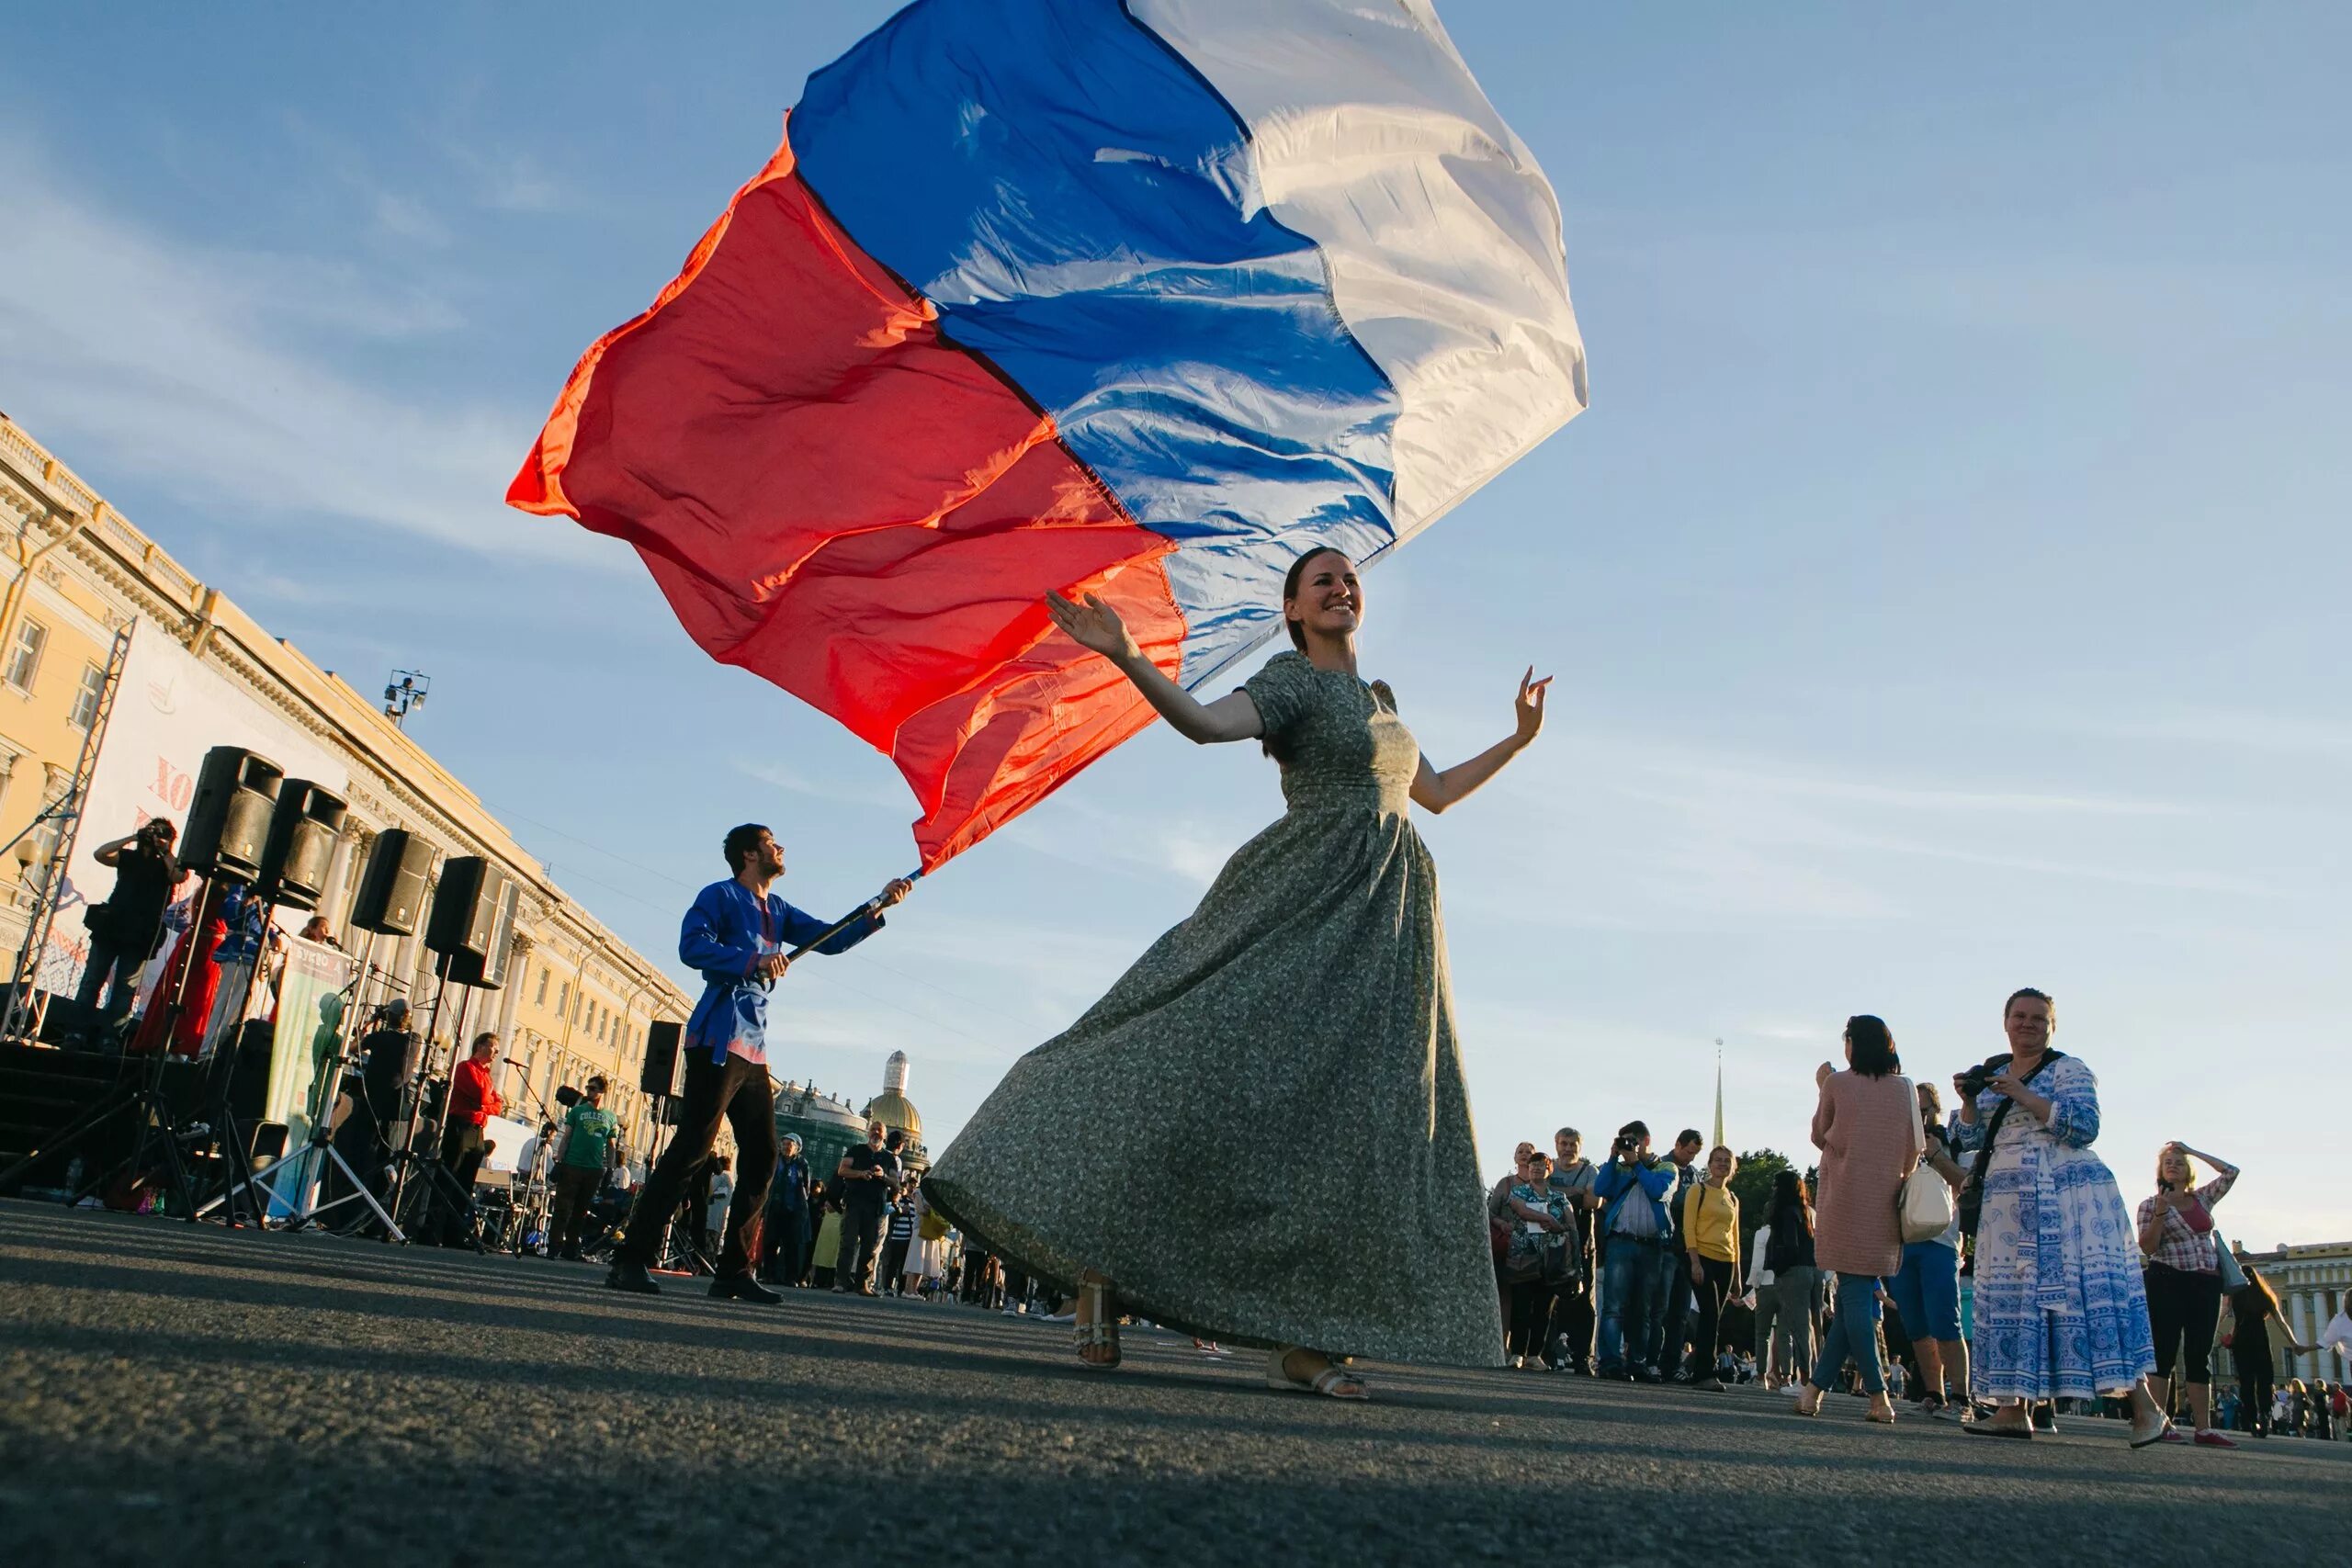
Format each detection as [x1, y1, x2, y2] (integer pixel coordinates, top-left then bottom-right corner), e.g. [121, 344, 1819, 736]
[2137, 1141, 2241, 1447]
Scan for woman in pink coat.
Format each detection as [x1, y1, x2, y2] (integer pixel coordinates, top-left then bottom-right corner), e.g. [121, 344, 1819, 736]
[1793, 1015, 1923, 1424]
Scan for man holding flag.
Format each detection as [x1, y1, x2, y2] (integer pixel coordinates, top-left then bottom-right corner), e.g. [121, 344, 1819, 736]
[607, 824, 911, 1300]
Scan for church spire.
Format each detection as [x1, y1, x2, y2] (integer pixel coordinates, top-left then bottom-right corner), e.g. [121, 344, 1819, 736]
[1713, 1039, 1725, 1148]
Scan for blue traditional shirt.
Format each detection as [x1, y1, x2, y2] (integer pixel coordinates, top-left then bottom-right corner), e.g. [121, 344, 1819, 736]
[680, 878, 883, 1066]
[213, 886, 272, 965]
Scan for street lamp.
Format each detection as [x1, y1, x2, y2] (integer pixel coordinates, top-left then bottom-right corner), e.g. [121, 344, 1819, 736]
[383, 670, 431, 728]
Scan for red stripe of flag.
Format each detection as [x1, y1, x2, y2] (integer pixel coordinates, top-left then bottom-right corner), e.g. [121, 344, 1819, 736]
[510, 119, 1183, 868]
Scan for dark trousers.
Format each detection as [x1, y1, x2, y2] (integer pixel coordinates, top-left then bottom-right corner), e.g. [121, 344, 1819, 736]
[839, 1204, 886, 1291]
[1655, 1247, 1697, 1377]
[1547, 1278, 1596, 1368]
[549, 1164, 602, 1256]
[1687, 1255, 1737, 1381]
[2145, 1262, 2222, 1384]
[619, 1048, 775, 1275]
[880, 1235, 911, 1285]
[425, 1121, 486, 1243]
[73, 934, 144, 1036]
[1506, 1279, 1557, 1359]
[763, 1206, 811, 1283]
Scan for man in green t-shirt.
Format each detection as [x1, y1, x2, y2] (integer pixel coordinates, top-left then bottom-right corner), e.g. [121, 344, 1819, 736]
[550, 1077, 620, 1259]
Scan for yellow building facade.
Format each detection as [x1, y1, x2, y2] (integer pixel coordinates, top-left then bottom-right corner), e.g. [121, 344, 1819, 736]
[0, 415, 696, 1165]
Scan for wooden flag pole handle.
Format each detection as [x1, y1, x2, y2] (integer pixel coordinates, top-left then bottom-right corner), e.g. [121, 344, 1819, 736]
[780, 868, 924, 964]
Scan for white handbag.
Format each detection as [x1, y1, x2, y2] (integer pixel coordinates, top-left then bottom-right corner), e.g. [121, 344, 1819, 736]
[1899, 1161, 1956, 1244]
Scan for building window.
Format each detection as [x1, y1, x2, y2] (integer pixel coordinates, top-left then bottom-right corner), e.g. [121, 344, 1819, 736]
[535, 967, 549, 1005]
[556, 981, 569, 1021]
[69, 662, 106, 732]
[6, 619, 47, 694]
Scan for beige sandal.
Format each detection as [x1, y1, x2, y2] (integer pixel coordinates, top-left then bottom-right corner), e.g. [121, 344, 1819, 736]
[1267, 1345, 1368, 1401]
[1073, 1276, 1120, 1370]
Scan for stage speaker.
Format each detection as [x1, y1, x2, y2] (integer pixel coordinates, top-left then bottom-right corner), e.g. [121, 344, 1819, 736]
[431, 858, 518, 989]
[350, 829, 434, 936]
[253, 780, 347, 912]
[179, 747, 283, 881]
[639, 1020, 683, 1099]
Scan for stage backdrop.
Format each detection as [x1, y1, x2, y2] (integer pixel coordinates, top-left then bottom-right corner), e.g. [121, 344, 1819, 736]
[41, 618, 349, 994]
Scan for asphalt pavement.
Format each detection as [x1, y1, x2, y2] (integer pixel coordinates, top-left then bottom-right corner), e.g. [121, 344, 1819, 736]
[1, 1201, 2344, 1566]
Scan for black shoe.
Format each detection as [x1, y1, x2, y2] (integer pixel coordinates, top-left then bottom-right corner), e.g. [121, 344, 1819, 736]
[605, 1260, 662, 1295]
[710, 1273, 783, 1305]
[1634, 1368, 1663, 1384]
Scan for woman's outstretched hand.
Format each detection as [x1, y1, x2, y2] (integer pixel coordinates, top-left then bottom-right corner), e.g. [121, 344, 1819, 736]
[1046, 590, 1140, 663]
[1513, 667, 1553, 745]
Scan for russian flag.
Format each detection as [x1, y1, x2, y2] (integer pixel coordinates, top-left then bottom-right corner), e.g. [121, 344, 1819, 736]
[511, 0, 1586, 868]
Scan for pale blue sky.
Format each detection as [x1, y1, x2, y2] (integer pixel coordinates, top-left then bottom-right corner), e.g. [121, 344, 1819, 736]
[3, 4, 2344, 1247]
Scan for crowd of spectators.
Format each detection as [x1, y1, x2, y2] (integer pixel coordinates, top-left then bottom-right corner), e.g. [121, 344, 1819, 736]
[1482, 989, 2348, 1450]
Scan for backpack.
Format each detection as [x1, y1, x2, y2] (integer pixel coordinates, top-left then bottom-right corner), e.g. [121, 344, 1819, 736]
[1764, 1209, 1809, 1274]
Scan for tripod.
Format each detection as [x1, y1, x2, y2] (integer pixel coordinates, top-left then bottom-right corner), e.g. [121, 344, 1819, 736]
[385, 976, 491, 1249]
[205, 932, 403, 1237]
[495, 1068, 563, 1257]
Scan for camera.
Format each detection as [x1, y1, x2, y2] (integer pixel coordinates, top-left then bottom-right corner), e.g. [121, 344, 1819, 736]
[1612, 1134, 1638, 1158]
[1958, 1057, 2005, 1099]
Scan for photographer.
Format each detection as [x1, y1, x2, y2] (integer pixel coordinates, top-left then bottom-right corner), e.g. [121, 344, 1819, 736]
[833, 1122, 901, 1295]
[1591, 1121, 1675, 1382]
[1954, 988, 2170, 1448]
[73, 818, 179, 1045]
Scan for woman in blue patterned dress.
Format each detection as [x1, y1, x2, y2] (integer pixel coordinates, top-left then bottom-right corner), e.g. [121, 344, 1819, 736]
[1955, 987, 2170, 1446]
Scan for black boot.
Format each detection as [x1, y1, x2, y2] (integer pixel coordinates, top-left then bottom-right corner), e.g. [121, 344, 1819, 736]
[710, 1273, 783, 1305]
[605, 1258, 662, 1295]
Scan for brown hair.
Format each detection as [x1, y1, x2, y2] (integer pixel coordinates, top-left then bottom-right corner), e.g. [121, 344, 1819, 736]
[1280, 546, 1352, 650]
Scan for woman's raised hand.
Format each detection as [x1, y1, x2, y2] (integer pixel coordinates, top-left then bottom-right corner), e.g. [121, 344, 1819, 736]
[1046, 590, 1140, 662]
[1513, 667, 1553, 745]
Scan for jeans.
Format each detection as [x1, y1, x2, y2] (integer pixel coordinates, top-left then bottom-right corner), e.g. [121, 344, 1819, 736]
[1755, 1266, 1818, 1382]
[1810, 1271, 1888, 1396]
[617, 1048, 776, 1275]
[1654, 1247, 1697, 1378]
[73, 934, 144, 1036]
[1596, 1235, 1665, 1374]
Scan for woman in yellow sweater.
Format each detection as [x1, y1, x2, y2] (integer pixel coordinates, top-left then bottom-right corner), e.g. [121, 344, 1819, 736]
[1682, 1147, 1743, 1392]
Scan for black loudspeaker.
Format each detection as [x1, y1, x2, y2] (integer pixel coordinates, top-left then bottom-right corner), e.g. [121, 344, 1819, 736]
[424, 857, 502, 959]
[431, 859, 518, 989]
[351, 829, 434, 936]
[253, 780, 347, 912]
[639, 1021, 683, 1099]
[179, 747, 283, 880]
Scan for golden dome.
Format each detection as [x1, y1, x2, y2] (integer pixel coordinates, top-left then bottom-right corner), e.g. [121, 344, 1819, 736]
[862, 1089, 921, 1141]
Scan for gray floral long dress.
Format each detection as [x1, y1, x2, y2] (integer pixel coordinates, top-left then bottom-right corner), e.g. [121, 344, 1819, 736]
[924, 650, 1504, 1366]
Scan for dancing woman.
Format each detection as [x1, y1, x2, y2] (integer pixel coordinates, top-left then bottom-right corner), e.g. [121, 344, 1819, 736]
[924, 547, 1547, 1398]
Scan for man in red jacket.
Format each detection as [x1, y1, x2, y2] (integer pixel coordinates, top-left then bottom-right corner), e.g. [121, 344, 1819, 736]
[424, 1032, 503, 1247]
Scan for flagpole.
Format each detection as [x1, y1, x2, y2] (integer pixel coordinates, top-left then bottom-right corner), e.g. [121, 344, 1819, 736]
[780, 869, 925, 964]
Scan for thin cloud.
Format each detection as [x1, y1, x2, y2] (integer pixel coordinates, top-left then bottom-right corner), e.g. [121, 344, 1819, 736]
[0, 142, 601, 565]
